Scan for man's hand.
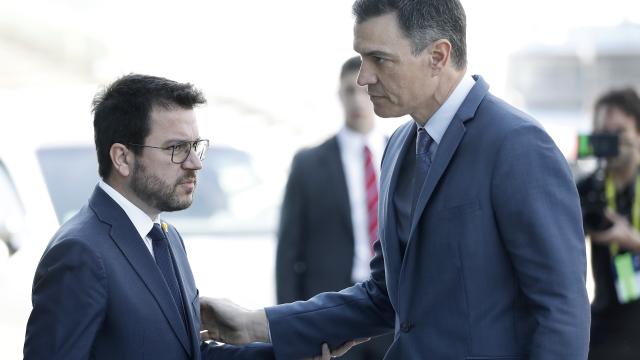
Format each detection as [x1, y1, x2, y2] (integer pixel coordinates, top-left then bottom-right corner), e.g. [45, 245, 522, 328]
[200, 297, 369, 357]
[591, 210, 640, 252]
[305, 339, 370, 360]
[200, 297, 269, 344]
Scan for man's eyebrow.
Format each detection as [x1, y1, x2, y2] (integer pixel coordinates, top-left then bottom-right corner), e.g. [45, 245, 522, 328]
[362, 50, 393, 59]
[160, 138, 201, 147]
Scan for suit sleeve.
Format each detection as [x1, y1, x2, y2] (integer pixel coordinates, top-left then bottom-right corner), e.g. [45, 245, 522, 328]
[491, 123, 590, 359]
[24, 239, 107, 360]
[265, 134, 399, 359]
[200, 341, 274, 359]
[275, 153, 307, 303]
[266, 222, 395, 359]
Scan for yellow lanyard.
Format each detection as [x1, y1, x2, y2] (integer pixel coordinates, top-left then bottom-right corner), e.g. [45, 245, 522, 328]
[605, 175, 640, 255]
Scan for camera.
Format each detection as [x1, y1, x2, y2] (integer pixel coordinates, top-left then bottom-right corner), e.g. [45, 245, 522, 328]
[577, 133, 619, 159]
[578, 133, 620, 232]
[581, 168, 613, 232]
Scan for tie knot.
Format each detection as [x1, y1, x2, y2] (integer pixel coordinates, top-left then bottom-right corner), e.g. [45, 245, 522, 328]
[149, 223, 166, 243]
[416, 127, 432, 155]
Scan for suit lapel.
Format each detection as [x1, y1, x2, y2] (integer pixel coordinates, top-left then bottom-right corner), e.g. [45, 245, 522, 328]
[324, 137, 353, 236]
[409, 119, 466, 234]
[379, 122, 415, 289]
[89, 187, 192, 357]
[405, 76, 490, 255]
[165, 226, 200, 356]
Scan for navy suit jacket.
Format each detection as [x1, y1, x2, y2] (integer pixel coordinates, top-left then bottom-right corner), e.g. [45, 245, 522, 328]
[24, 186, 274, 360]
[266, 76, 590, 359]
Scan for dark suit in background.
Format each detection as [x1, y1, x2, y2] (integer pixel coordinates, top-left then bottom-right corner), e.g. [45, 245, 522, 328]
[277, 135, 393, 359]
[277, 137, 353, 302]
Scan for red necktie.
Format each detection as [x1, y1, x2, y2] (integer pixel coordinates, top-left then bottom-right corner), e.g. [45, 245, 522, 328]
[364, 145, 379, 256]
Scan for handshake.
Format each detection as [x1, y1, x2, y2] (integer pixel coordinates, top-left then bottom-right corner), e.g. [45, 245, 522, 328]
[199, 297, 370, 360]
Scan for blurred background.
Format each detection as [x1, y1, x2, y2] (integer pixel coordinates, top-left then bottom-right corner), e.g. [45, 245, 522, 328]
[0, 0, 639, 358]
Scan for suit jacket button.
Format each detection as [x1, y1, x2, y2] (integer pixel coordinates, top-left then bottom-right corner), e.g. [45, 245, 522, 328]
[400, 322, 412, 333]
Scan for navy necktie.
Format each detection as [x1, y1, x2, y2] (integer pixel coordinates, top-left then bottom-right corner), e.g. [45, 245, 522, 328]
[413, 127, 434, 213]
[149, 223, 188, 328]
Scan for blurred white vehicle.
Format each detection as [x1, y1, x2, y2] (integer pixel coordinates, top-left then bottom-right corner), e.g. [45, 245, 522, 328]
[0, 139, 280, 359]
[0, 139, 61, 360]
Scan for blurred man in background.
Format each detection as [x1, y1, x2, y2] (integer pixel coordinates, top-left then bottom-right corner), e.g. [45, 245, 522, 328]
[276, 56, 392, 359]
[578, 88, 640, 360]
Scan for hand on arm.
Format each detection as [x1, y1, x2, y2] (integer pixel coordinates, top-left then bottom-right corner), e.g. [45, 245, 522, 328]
[199, 296, 369, 359]
[199, 297, 269, 344]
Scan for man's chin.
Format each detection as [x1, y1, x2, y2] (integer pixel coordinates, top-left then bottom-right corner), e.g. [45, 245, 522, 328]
[161, 204, 191, 213]
[373, 105, 403, 118]
[160, 197, 193, 212]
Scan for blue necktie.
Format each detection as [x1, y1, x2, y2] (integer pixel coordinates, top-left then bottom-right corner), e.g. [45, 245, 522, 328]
[149, 223, 188, 328]
[413, 127, 434, 212]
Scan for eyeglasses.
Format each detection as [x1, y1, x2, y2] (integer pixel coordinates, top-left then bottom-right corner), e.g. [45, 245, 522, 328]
[128, 139, 210, 164]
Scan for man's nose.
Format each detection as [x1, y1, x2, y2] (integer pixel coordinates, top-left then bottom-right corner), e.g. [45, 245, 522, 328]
[357, 63, 376, 86]
[182, 149, 203, 170]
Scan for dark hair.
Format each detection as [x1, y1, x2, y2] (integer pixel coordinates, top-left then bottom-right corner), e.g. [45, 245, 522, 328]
[595, 88, 640, 131]
[340, 56, 362, 79]
[352, 0, 467, 69]
[92, 74, 207, 179]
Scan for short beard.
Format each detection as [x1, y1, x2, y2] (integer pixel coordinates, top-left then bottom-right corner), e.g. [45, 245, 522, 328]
[130, 160, 195, 212]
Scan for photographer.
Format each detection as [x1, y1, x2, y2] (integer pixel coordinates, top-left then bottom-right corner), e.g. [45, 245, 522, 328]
[578, 88, 640, 359]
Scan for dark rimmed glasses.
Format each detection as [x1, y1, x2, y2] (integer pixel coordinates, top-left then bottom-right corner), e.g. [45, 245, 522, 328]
[128, 139, 210, 164]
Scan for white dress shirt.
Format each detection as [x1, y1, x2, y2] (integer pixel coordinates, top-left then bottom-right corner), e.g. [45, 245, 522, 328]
[336, 126, 387, 283]
[98, 180, 160, 258]
[418, 74, 476, 153]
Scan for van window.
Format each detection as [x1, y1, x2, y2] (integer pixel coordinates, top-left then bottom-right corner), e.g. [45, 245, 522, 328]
[35, 146, 277, 235]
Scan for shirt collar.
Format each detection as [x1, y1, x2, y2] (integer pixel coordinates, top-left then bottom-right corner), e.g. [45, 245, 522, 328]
[98, 180, 160, 239]
[416, 73, 476, 144]
[337, 126, 384, 151]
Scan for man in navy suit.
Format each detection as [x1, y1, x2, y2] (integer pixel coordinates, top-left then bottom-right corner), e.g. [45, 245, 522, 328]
[200, 1, 591, 359]
[23, 74, 274, 359]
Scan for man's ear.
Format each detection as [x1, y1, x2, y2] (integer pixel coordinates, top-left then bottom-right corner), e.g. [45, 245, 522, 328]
[110, 143, 133, 177]
[428, 39, 452, 75]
